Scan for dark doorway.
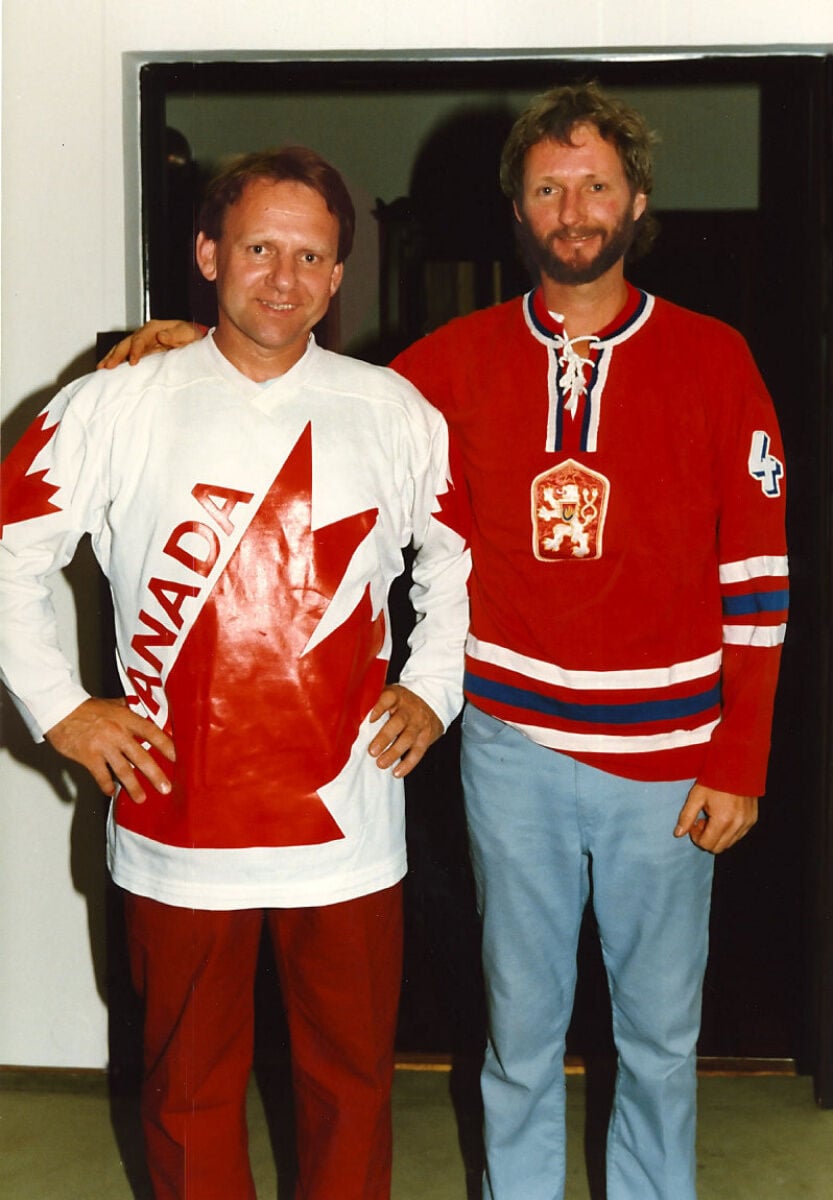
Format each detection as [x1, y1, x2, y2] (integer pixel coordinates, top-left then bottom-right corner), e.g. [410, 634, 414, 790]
[136, 51, 833, 1102]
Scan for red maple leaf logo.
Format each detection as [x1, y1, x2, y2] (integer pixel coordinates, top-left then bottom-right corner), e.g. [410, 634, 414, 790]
[1, 413, 61, 536]
[119, 424, 388, 849]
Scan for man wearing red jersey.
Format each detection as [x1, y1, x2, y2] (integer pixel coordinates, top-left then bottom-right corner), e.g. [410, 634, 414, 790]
[394, 86, 786, 1200]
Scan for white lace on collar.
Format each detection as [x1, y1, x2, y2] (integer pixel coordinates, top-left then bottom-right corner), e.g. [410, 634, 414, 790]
[550, 322, 600, 415]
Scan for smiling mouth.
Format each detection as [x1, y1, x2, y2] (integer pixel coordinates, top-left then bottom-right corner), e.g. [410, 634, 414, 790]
[260, 299, 297, 312]
[555, 230, 602, 244]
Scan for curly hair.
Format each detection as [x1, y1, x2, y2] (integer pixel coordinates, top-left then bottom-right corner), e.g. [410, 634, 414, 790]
[198, 146, 356, 263]
[500, 82, 659, 259]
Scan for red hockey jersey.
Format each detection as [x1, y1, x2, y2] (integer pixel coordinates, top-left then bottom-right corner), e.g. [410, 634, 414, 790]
[393, 286, 788, 796]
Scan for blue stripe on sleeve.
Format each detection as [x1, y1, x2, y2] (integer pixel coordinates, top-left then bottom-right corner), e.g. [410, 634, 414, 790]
[722, 589, 790, 616]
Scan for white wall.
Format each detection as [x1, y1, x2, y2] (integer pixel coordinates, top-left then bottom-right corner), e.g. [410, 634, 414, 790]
[2, 0, 832, 1070]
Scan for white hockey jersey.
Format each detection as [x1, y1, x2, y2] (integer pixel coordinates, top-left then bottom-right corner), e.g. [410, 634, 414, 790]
[0, 334, 470, 909]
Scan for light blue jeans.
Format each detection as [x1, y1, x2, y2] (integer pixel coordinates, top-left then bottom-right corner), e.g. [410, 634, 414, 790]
[460, 704, 715, 1200]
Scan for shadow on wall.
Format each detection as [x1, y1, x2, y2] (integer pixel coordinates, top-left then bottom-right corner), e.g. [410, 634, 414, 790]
[2, 348, 157, 1195]
[368, 102, 526, 365]
[407, 103, 518, 264]
[2, 346, 113, 1010]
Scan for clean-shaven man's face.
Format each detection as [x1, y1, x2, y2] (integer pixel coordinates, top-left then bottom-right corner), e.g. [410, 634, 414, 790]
[196, 176, 343, 380]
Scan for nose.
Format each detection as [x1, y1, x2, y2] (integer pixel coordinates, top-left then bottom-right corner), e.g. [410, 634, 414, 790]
[265, 252, 297, 291]
[557, 187, 585, 228]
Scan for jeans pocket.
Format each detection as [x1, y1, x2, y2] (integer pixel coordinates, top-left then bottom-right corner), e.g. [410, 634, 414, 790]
[461, 701, 508, 745]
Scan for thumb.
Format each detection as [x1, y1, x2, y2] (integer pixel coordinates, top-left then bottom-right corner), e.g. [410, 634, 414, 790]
[674, 788, 704, 839]
[369, 687, 397, 722]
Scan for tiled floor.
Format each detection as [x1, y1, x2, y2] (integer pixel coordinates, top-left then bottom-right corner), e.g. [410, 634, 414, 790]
[2, 1065, 832, 1198]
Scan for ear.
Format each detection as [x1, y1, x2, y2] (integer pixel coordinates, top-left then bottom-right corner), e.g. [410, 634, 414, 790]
[632, 191, 648, 222]
[195, 232, 218, 282]
[512, 199, 523, 224]
[329, 261, 344, 298]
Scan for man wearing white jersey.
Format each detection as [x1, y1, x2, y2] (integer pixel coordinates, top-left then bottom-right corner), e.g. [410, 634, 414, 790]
[0, 146, 469, 1200]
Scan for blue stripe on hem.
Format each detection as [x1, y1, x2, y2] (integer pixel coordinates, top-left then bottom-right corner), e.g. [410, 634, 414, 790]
[464, 672, 722, 726]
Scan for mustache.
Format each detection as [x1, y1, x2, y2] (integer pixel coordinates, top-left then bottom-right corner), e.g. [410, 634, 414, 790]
[549, 227, 605, 243]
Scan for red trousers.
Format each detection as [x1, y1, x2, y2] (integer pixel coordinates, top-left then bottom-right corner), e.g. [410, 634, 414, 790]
[124, 883, 403, 1200]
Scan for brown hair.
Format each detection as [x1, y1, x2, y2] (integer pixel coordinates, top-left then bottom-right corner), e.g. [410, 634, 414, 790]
[500, 82, 659, 258]
[198, 146, 356, 262]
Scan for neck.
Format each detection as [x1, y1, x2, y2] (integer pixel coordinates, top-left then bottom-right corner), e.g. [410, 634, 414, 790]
[538, 265, 630, 339]
[212, 323, 308, 383]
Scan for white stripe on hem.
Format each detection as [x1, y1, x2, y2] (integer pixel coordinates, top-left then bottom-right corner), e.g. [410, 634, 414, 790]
[505, 716, 720, 755]
[107, 812, 406, 911]
[466, 635, 722, 691]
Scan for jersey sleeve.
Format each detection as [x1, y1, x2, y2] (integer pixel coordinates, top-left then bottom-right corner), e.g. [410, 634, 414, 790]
[698, 334, 788, 797]
[396, 407, 471, 730]
[0, 382, 106, 739]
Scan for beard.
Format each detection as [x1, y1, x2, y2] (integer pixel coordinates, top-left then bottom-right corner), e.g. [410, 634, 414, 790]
[516, 207, 638, 286]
